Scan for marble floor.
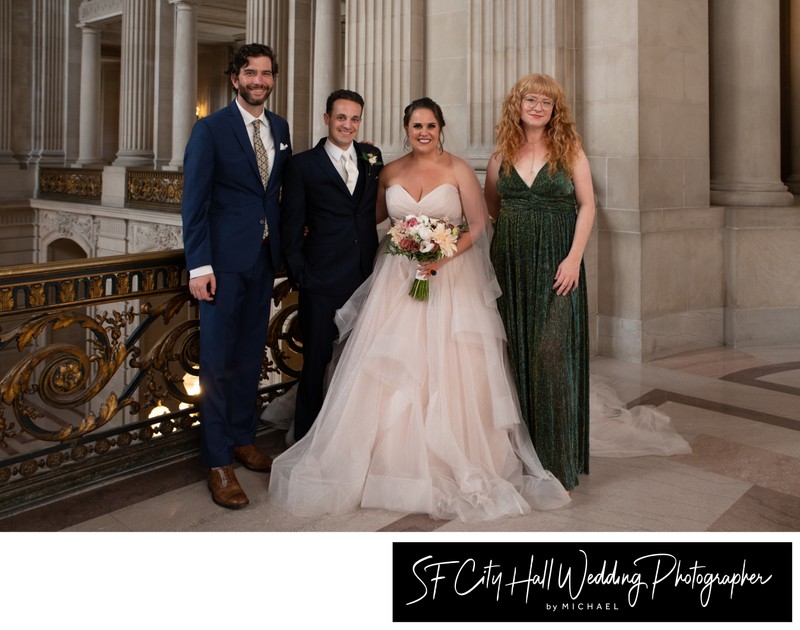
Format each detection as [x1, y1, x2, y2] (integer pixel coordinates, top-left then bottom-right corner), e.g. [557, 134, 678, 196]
[5, 345, 799, 628]
[9, 344, 794, 535]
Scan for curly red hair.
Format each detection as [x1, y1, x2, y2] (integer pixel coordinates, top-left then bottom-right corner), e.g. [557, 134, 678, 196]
[494, 73, 583, 177]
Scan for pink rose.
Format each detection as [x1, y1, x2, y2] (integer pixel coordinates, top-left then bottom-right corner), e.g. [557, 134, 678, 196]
[400, 237, 420, 252]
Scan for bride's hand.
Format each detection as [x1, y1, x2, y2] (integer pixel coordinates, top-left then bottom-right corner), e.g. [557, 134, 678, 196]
[417, 259, 446, 278]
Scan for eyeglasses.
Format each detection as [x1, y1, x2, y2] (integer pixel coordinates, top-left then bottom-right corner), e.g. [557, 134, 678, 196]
[524, 97, 554, 110]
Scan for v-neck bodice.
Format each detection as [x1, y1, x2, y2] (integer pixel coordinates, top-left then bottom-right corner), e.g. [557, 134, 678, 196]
[497, 162, 577, 215]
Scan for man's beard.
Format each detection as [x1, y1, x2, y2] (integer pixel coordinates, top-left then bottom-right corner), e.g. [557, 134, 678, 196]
[238, 85, 271, 107]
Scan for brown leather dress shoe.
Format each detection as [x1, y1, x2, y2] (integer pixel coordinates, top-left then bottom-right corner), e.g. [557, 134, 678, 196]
[233, 444, 273, 472]
[208, 465, 249, 509]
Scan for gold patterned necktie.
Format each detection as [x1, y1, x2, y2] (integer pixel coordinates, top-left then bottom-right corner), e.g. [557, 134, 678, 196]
[252, 119, 269, 239]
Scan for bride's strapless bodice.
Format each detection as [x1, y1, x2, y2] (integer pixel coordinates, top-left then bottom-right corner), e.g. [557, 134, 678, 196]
[385, 183, 464, 224]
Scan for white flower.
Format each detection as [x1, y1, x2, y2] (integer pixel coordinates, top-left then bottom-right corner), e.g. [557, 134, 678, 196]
[280, 143, 289, 151]
[417, 225, 433, 241]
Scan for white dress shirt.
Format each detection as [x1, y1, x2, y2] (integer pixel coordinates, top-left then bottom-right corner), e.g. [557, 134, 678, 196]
[323, 139, 358, 183]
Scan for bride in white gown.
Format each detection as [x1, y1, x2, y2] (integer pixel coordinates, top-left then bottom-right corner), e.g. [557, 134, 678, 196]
[269, 98, 572, 522]
[268, 98, 690, 522]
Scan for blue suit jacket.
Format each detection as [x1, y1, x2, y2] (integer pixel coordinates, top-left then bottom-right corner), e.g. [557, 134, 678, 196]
[281, 138, 383, 297]
[182, 99, 292, 272]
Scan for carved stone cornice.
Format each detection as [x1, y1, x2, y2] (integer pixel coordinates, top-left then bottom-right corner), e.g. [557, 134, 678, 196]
[0, 208, 36, 226]
[78, 0, 123, 25]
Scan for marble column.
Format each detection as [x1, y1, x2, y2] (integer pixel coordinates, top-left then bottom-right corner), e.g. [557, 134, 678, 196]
[467, 0, 574, 165]
[786, 0, 800, 195]
[247, 0, 288, 118]
[345, 0, 425, 157]
[311, 0, 341, 142]
[311, 0, 340, 142]
[114, 0, 156, 167]
[709, 0, 793, 206]
[75, 25, 102, 166]
[284, 0, 313, 150]
[34, 0, 66, 164]
[167, 0, 197, 170]
[0, 0, 13, 163]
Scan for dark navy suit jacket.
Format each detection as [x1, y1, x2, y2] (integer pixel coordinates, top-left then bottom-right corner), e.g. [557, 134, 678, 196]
[182, 99, 292, 273]
[281, 138, 383, 297]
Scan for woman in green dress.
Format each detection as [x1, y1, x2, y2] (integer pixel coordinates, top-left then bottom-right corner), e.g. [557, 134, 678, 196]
[484, 74, 596, 491]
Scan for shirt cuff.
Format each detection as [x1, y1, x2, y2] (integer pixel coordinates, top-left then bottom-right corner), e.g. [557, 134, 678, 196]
[189, 265, 214, 279]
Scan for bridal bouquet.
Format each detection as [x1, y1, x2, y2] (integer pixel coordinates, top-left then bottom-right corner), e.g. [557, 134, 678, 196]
[386, 214, 465, 301]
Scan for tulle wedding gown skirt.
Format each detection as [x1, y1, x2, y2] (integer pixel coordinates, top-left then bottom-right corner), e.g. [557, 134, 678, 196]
[269, 184, 571, 522]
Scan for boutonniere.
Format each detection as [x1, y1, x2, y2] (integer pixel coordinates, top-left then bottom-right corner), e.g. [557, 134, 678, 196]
[359, 152, 383, 178]
[280, 142, 289, 151]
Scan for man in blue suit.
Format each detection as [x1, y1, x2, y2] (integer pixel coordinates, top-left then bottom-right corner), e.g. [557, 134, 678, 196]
[282, 90, 383, 443]
[182, 43, 291, 509]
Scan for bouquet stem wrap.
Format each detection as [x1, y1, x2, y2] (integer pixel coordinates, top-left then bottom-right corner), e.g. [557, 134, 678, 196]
[410, 270, 430, 301]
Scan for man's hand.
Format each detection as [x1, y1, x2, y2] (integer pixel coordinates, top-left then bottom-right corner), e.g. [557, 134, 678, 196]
[189, 273, 216, 301]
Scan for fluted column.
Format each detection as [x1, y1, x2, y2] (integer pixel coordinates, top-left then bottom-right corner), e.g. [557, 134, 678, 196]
[786, 0, 800, 195]
[167, 0, 197, 169]
[114, 0, 156, 166]
[34, 0, 66, 164]
[345, 0, 425, 158]
[710, 0, 793, 206]
[75, 25, 102, 166]
[311, 0, 341, 142]
[0, 0, 13, 163]
[468, 0, 573, 163]
[247, 0, 288, 118]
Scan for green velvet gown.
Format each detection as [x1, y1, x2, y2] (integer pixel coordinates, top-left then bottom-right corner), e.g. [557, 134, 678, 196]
[490, 163, 590, 490]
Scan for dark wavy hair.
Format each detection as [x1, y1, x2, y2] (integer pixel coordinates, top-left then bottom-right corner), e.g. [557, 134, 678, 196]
[225, 43, 279, 91]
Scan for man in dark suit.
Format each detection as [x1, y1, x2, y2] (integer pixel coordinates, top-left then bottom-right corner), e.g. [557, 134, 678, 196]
[282, 89, 383, 442]
[182, 43, 292, 509]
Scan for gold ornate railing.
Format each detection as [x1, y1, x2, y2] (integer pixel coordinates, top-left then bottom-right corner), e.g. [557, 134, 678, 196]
[38, 167, 184, 212]
[38, 168, 103, 204]
[0, 251, 300, 516]
[126, 169, 183, 211]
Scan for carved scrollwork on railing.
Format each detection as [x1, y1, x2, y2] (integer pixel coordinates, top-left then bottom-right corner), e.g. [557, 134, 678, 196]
[0, 252, 301, 507]
[126, 170, 183, 211]
[0, 309, 135, 443]
[264, 278, 302, 380]
[125, 293, 200, 411]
